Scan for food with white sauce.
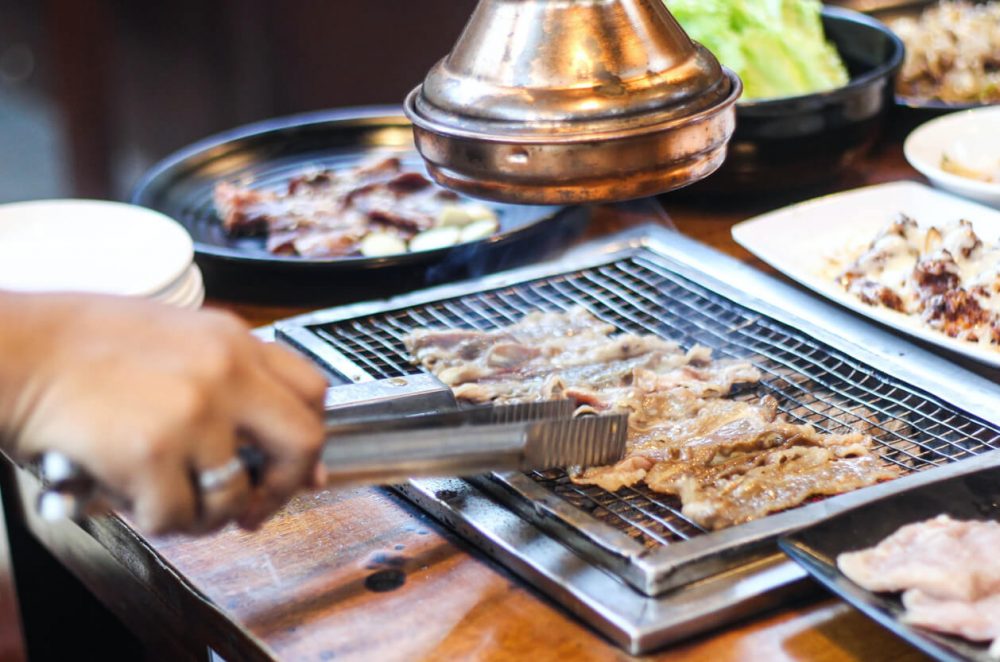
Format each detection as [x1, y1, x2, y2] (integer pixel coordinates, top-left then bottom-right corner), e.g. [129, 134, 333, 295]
[837, 214, 1000, 346]
[213, 156, 499, 258]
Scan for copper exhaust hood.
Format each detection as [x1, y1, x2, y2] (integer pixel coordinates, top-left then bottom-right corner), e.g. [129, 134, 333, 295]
[404, 0, 742, 204]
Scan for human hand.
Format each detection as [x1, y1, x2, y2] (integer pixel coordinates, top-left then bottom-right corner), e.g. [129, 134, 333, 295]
[0, 292, 327, 534]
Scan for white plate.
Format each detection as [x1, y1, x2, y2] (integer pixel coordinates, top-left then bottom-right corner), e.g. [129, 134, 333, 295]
[151, 263, 200, 304]
[147, 265, 192, 301]
[904, 106, 1000, 209]
[0, 199, 193, 296]
[160, 265, 204, 309]
[732, 181, 1000, 368]
[170, 284, 205, 310]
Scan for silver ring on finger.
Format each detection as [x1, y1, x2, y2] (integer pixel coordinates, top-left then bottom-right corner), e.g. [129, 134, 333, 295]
[197, 457, 246, 493]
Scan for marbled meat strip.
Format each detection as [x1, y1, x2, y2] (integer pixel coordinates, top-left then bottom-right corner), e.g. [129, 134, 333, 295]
[404, 307, 898, 531]
[838, 515, 1000, 652]
[838, 515, 1000, 602]
[213, 156, 461, 257]
[902, 590, 1000, 647]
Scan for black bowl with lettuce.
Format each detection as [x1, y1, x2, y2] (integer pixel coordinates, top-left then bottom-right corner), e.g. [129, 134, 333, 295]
[668, 4, 904, 194]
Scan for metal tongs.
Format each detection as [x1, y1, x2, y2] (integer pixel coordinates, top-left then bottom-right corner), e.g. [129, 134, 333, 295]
[35, 375, 628, 521]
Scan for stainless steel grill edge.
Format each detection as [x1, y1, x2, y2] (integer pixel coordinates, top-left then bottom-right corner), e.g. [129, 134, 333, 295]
[274, 223, 1000, 652]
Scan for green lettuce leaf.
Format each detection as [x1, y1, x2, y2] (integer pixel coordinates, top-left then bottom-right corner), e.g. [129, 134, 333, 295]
[664, 0, 850, 100]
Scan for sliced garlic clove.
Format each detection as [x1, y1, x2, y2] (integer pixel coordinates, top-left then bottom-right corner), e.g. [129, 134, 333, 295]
[924, 226, 942, 254]
[360, 231, 407, 257]
[410, 226, 462, 252]
[464, 204, 498, 223]
[437, 205, 474, 227]
[460, 218, 500, 243]
[437, 203, 498, 228]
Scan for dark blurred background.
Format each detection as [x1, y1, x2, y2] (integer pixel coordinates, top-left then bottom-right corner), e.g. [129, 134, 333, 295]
[0, 0, 477, 203]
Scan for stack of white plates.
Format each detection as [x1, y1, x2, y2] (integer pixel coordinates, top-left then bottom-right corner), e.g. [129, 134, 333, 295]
[0, 199, 203, 309]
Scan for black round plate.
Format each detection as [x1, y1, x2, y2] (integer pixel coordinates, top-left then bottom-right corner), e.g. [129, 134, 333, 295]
[132, 106, 588, 305]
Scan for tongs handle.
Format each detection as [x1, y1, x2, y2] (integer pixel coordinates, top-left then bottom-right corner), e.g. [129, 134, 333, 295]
[319, 414, 626, 486]
[31, 424, 531, 519]
[32, 398, 584, 521]
[32, 376, 457, 522]
[33, 447, 264, 523]
[320, 423, 531, 486]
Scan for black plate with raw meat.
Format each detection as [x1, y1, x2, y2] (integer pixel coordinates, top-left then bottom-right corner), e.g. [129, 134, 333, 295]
[779, 459, 1000, 662]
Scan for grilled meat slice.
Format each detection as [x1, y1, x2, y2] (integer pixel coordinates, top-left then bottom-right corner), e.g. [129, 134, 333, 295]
[838, 216, 1000, 346]
[405, 308, 897, 531]
[663, 439, 894, 530]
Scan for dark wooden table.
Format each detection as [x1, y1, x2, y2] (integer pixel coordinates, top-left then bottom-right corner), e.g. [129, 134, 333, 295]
[3, 136, 934, 661]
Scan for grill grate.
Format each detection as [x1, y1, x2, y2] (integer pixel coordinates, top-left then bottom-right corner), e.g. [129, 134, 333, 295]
[307, 254, 1000, 549]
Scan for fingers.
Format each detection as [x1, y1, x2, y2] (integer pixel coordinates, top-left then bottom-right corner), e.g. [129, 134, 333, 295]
[13, 295, 329, 535]
[189, 421, 252, 533]
[255, 342, 328, 496]
[132, 459, 197, 536]
[194, 464, 252, 533]
[312, 461, 327, 490]
[257, 341, 328, 410]
[231, 362, 325, 528]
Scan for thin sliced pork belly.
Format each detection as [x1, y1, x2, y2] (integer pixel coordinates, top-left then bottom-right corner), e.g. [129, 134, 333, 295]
[666, 440, 895, 530]
[901, 589, 1000, 643]
[572, 456, 656, 493]
[838, 515, 1000, 602]
[838, 515, 1000, 652]
[573, 396, 780, 493]
[213, 157, 483, 258]
[633, 361, 762, 398]
[405, 307, 898, 531]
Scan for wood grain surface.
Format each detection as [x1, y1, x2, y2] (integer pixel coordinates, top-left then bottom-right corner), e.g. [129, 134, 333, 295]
[7, 132, 936, 661]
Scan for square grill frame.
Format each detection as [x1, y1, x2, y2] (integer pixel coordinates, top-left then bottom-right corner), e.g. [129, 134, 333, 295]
[274, 225, 1000, 652]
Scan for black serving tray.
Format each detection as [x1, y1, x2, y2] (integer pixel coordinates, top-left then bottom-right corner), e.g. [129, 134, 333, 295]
[131, 105, 588, 305]
[779, 462, 1000, 662]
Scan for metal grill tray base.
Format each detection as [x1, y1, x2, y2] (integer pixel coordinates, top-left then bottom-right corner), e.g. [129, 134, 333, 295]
[275, 224, 1000, 653]
[395, 477, 810, 655]
[400, 455, 1000, 655]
